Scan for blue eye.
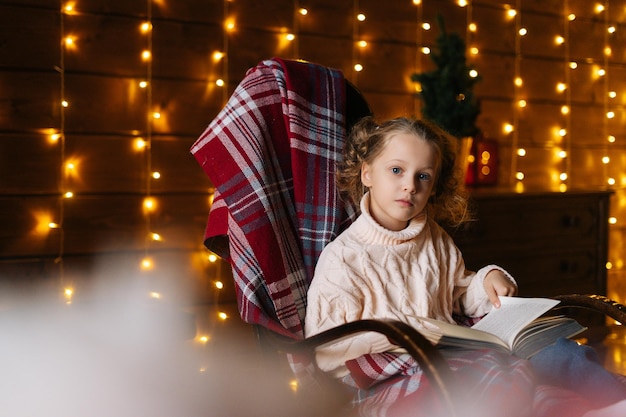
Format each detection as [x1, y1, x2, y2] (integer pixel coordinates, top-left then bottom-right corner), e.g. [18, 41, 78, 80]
[419, 172, 432, 181]
[391, 167, 402, 175]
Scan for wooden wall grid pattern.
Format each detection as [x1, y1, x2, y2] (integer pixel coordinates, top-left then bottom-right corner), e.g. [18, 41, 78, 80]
[1, 0, 626, 305]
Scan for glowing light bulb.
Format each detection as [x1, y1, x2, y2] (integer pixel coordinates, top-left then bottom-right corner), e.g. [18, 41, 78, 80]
[421, 47, 431, 55]
[558, 150, 567, 158]
[152, 111, 161, 119]
[607, 111, 615, 119]
[143, 197, 156, 212]
[64, 191, 74, 198]
[597, 68, 606, 77]
[514, 77, 523, 87]
[50, 133, 61, 143]
[198, 335, 209, 343]
[61, 100, 69, 107]
[354, 63, 363, 72]
[141, 257, 153, 270]
[609, 217, 617, 225]
[468, 23, 477, 32]
[608, 177, 616, 185]
[519, 28, 527, 36]
[568, 14, 576, 21]
[608, 26, 616, 34]
[134, 138, 147, 150]
[140, 22, 152, 33]
[604, 47, 612, 56]
[555, 35, 565, 45]
[299, 8, 308, 15]
[595, 3, 605, 13]
[602, 156, 610, 164]
[515, 172, 525, 180]
[608, 135, 616, 143]
[609, 91, 617, 98]
[358, 40, 367, 48]
[507, 9, 517, 18]
[216, 79, 225, 87]
[215, 281, 224, 289]
[48, 222, 59, 229]
[208, 254, 218, 262]
[149, 291, 161, 299]
[212, 51, 224, 61]
[517, 148, 526, 157]
[503, 123, 514, 134]
[469, 69, 478, 78]
[422, 22, 430, 30]
[569, 61, 578, 69]
[458, 0, 468, 6]
[151, 171, 161, 179]
[141, 50, 151, 61]
[558, 129, 567, 137]
[225, 19, 235, 32]
[356, 13, 366, 21]
[151, 232, 161, 241]
[470, 47, 479, 55]
[285, 33, 295, 41]
[556, 82, 567, 92]
[561, 105, 569, 114]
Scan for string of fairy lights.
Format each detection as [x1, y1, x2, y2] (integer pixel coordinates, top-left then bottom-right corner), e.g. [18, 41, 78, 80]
[40, 0, 625, 355]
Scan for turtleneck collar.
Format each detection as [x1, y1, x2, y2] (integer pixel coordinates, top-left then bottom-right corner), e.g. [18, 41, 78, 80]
[351, 192, 427, 245]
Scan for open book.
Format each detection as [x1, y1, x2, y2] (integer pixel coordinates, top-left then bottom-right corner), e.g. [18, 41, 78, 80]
[409, 296, 587, 359]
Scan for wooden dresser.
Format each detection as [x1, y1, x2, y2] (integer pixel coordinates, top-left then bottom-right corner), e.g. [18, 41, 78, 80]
[446, 189, 612, 299]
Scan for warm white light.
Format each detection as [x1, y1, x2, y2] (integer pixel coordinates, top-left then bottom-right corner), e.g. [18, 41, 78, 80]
[515, 172, 525, 180]
[608, 26, 616, 34]
[141, 50, 151, 61]
[215, 281, 224, 289]
[607, 111, 615, 119]
[208, 254, 218, 262]
[470, 47, 479, 55]
[140, 22, 152, 33]
[299, 8, 308, 15]
[143, 197, 156, 212]
[568, 14, 576, 21]
[595, 3, 605, 13]
[421, 47, 431, 55]
[139, 80, 148, 88]
[558, 129, 567, 137]
[48, 222, 59, 229]
[517, 148, 526, 157]
[64, 191, 74, 198]
[212, 51, 224, 61]
[514, 77, 523, 87]
[218, 312, 228, 320]
[422, 22, 431, 30]
[134, 138, 147, 150]
[604, 47, 612, 56]
[569, 61, 578, 69]
[559, 173, 568, 181]
[356, 13, 366, 21]
[555, 35, 564, 45]
[609, 91, 617, 98]
[602, 156, 610, 164]
[503, 123, 514, 134]
[458, 0, 468, 6]
[354, 63, 363, 72]
[151, 232, 161, 241]
[608, 135, 616, 143]
[518, 99, 527, 108]
[608, 177, 616, 185]
[597, 68, 606, 76]
[556, 82, 567, 92]
[285, 33, 295, 41]
[141, 257, 153, 270]
[61, 100, 69, 108]
[152, 111, 161, 119]
[557, 150, 567, 158]
[152, 171, 161, 179]
[469, 69, 478, 78]
[518, 28, 527, 36]
[468, 23, 477, 32]
[358, 40, 367, 48]
[561, 105, 569, 114]
[507, 9, 517, 18]
[216, 79, 225, 87]
[609, 217, 617, 225]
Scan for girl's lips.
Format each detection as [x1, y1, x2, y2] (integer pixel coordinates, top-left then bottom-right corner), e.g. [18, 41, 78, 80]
[396, 199, 413, 207]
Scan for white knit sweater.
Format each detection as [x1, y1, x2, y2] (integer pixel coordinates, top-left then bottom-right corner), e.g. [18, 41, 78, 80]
[304, 192, 513, 377]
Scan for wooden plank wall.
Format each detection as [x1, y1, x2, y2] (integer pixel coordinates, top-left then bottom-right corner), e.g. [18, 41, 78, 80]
[1, 0, 626, 306]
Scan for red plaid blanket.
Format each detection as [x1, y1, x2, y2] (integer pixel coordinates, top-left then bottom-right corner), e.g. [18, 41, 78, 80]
[190, 57, 355, 338]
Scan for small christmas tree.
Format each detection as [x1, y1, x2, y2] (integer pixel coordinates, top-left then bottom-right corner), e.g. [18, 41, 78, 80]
[411, 15, 481, 139]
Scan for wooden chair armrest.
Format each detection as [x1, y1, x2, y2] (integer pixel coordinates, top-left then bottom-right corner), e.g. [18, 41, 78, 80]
[552, 294, 626, 325]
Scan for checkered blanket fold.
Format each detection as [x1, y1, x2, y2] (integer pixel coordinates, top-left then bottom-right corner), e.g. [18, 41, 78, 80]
[190, 57, 355, 338]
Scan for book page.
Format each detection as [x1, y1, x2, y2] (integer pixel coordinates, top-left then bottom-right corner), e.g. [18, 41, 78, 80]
[470, 296, 560, 348]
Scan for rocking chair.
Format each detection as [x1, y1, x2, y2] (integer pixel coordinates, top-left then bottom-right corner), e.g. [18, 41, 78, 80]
[190, 57, 626, 417]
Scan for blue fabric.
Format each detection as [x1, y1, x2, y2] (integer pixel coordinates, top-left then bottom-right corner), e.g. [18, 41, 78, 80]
[530, 337, 626, 407]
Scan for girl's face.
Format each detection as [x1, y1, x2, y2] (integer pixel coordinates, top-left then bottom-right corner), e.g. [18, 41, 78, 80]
[361, 132, 437, 231]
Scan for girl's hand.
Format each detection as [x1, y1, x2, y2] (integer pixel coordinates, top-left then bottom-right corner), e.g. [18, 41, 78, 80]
[484, 269, 518, 308]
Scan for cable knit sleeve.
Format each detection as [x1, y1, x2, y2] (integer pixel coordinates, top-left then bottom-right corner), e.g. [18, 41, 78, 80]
[305, 246, 396, 377]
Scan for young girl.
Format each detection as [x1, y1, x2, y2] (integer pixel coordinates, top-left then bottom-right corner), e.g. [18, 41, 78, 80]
[304, 116, 626, 417]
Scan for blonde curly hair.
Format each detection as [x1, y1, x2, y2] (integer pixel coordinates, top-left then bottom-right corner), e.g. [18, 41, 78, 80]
[336, 116, 472, 227]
